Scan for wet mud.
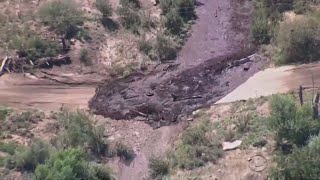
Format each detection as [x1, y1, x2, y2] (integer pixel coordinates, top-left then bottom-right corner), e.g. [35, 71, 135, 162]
[89, 0, 266, 128]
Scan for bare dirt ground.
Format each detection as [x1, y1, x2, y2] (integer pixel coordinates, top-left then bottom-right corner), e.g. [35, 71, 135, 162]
[0, 73, 97, 111]
[217, 62, 320, 104]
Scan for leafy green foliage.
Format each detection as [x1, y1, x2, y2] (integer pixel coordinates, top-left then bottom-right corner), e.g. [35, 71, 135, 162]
[13, 36, 60, 61]
[160, 0, 195, 35]
[5, 140, 52, 171]
[275, 16, 320, 64]
[159, 0, 196, 20]
[117, 0, 141, 33]
[34, 148, 113, 180]
[57, 110, 108, 156]
[0, 142, 21, 155]
[269, 95, 320, 147]
[39, 0, 84, 39]
[149, 156, 170, 179]
[271, 134, 320, 179]
[170, 120, 222, 170]
[251, 7, 271, 44]
[164, 9, 184, 35]
[0, 106, 11, 121]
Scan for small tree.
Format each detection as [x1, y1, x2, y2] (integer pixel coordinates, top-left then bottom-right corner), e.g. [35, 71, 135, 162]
[269, 95, 320, 147]
[39, 0, 84, 39]
[271, 134, 320, 179]
[275, 17, 320, 64]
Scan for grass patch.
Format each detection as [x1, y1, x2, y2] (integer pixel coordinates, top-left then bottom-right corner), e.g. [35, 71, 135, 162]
[0, 142, 22, 155]
[0, 106, 11, 121]
[149, 156, 170, 179]
[169, 120, 223, 170]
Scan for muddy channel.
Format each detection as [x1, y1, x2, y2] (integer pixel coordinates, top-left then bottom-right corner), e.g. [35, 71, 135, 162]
[89, 0, 267, 128]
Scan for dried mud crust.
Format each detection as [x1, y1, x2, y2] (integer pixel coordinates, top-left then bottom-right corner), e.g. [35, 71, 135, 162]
[89, 0, 265, 128]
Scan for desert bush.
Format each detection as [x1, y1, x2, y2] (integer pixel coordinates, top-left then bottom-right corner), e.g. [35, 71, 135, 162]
[57, 110, 108, 156]
[159, 0, 196, 20]
[271, 134, 320, 179]
[251, 7, 272, 44]
[5, 140, 53, 171]
[34, 148, 113, 180]
[0, 106, 11, 121]
[149, 156, 170, 179]
[0, 142, 21, 155]
[117, 0, 141, 33]
[96, 0, 112, 17]
[164, 9, 184, 35]
[170, 120, 222, 170]
[13, 36, 60, 61]
[108, 141, 134, 161]
[138, 35, 153, 56]
[275, 16, 320, 64]
[269, 95, 320, 147]
[80, 48, 92, 65]
[39, 0, 84, 39]
[154, 33, 179, 61]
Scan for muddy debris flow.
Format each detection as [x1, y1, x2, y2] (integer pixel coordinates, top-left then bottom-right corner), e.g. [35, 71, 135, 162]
[89, 52, 264, 128]
[89, 0, 266, 128]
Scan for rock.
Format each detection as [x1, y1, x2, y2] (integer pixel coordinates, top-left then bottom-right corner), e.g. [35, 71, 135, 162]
[187, 117, 193, 121]
[222, 140, 242, 151]
[243, 64, 250, 71]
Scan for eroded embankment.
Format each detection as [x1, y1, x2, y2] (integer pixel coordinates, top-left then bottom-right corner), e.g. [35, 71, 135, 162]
[89, 0, 266, 128]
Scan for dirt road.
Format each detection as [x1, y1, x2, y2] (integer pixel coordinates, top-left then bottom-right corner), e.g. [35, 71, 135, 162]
[217, 62, 320, 103]
[0, 73, 96, 111]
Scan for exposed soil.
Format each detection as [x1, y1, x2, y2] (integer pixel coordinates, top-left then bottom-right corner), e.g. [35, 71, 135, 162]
[89, 0, 266, 128]
[217, 61, 320, 104]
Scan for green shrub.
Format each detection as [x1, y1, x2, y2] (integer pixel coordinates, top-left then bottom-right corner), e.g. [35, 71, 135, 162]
[0, 142, 21, 155]
[39, 0, 84, 39]
[96, 0, 112, 17]
[164, 9, 184, 35]
[170, 120, 222, 170]
[34, 148, 113, 180]
[275, 15, 320, 64]
[138, 35, 153, 56]
[251, 7, 271, 44]
[271, 134, 320, 179]
[57, 110, 108, 156]
[149, 156, 169, 179]
[116, 0, 141, 33]
[0, 106, 11, 121]
[13, 36, 60, 61]
[269, 95, 320, 147]
[173, 0, 196, 20]
[108, 141, 134, 161]
[80, 48, 92, 65]
[6, 140, 52, 171]
[154, 33, 179, 61]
